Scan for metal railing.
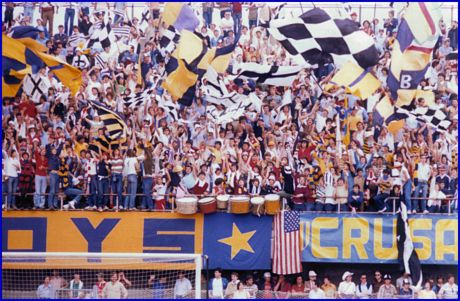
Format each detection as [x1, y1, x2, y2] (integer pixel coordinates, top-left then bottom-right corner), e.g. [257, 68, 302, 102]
[2, 192, 458, 216]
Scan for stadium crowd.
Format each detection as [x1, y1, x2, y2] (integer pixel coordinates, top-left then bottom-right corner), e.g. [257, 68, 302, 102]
[1, 2, 458, 215]
[34, 269, 458, 299]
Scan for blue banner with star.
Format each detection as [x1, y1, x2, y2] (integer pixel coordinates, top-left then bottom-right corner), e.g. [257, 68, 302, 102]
[203, 213, 273, 270]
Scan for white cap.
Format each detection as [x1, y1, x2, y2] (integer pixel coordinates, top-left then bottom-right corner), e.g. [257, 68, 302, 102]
[263, 272, 271, 278]
[308, 270, 317, 277]
[342, 271, 353, 281]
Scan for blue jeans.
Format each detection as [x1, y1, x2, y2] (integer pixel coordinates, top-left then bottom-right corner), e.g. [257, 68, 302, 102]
[2, 181, 7, 207]
[64, 187, 83, 205]
[374, 193, 389, 211]
[34, 175, 47, 208]
[315, 202, 324, 212]
[428, 205, 440, 213]
[24, 6, 34, 18]
[124, 174, 138, 209]
[324, 203, 336, 212]
[292, 203, 305, 211]
[98, 178, 109, 208]
[338, 204, 348, 212]
[203, 9, 213, 27]
[413, 181, 428, 212]
[142, 177, 153, 209]
[233, 12, 242, 33]
[88, 175, 99, 207]
[306, 202, 316, 212]
[249, 19, 257, 28]
[47, 173, 59, 208]
[403, 180, 412, 211]
[81, 7, 90, 16]
[111, 174, 123, 207]
[7, 177, 18, 208]
[64, 8, 75, 36]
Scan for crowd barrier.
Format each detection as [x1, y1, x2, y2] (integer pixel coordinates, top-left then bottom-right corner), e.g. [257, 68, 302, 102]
[2, 192, 458, 215]
[3, 288, 458, 299]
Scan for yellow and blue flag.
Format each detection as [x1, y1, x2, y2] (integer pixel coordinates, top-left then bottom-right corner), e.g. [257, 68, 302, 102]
[2, 34, 82, 96]
[203, 213, 272, 269]
[163, 3, 200, 32]
[329, 61, 380, 100]
[387, 2, 440, 107]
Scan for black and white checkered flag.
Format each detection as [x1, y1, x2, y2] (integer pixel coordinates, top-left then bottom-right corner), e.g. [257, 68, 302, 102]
[266, 7, 379, 68]
[229, 63, 306, 86]
[86, 22, 115, 49]
[159, 25, 181, 58]
[396, 106, 452, 132]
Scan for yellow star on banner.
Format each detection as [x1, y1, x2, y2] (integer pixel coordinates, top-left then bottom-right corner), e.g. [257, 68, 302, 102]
[218, 223, 256, 260]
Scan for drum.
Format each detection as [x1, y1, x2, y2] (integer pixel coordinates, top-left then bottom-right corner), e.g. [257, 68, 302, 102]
[230, 196, 250, 214]
[198, 197, 217, 214]
[264, 194, 280, 215]
[176, 197, 198, 214]
[216, 195, 230, 210]
[250, 197, 265, 216]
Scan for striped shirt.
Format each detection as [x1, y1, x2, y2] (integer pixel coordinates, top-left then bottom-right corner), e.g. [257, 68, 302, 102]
[378, 178, 392, 194]
[108, 158, 123, 174]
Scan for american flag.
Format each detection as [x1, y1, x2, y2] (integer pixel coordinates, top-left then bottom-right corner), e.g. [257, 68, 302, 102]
[273, 210, 302, 275]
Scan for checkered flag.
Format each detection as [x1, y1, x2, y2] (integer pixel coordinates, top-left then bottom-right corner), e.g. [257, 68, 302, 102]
[396, 106, 452, 132]
[266, 7, 379, 68]
[85, 22, 115, 49]
[159, 25, 181, 58]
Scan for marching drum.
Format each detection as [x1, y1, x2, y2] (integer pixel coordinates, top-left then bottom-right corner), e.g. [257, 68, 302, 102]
[216, 195, 230, 210]
[230, 196, 250, 214]
[250, 197, 265, 216]
[198, 197, 217, 214]
[176, 197, 198, 214]
[264, 194, 281, 215]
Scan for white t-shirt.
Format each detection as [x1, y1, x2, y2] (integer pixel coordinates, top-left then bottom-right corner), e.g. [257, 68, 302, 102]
[123, 157, 138, 176]
[212, 278, 224, 298]
[308, 288, 326, 299]
[338, 281, 356, 296]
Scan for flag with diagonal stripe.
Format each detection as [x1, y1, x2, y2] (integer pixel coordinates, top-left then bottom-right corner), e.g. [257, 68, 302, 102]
[89, 101, 127, 140]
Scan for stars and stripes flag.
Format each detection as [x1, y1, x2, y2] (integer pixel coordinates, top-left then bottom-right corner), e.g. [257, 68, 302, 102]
[273, 210, 302, 275]
[266, 7, 379, 68]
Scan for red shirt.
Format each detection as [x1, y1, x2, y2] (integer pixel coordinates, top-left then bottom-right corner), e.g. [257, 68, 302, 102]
[193, 182, 209, 195]
[232, 2, 242, 13]
[291, 284, 305, 293]
[35, 150, 48, 177]
[18, 101, 38, 118]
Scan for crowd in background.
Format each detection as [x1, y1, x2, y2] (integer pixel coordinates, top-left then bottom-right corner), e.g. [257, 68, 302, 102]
[33, 268, 458, 299]
[1, 2, 458, 214]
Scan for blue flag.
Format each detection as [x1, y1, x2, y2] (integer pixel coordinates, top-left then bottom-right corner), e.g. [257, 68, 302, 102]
[204, 213, 272, 270]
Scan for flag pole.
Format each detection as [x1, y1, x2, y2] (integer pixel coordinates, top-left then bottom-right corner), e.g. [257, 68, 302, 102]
[299, 2, 305, 13]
